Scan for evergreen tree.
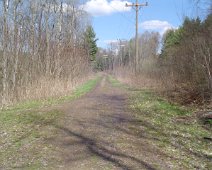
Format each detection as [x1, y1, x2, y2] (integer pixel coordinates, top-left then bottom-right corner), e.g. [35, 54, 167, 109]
[84, 26, 98, 62]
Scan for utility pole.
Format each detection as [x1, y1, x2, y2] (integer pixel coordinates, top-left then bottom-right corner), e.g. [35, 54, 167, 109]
[118, 39, 126, 66]
[126, 1, 148, 74]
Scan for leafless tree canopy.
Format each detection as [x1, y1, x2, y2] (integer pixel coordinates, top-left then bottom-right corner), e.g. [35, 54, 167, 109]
[0, 0, 93, 107]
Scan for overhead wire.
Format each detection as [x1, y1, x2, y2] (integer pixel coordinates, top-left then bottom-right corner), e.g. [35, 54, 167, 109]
[107, 1, 135, 41]
[107, 2, 135, 25]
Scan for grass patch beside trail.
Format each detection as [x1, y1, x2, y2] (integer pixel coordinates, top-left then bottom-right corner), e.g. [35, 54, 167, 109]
[0, 76, 100, 169]
[130, 90, 212, 169]
[110, 76, 212, 169]
[0, 110, 61, 169]
[108, 75, 126, 88]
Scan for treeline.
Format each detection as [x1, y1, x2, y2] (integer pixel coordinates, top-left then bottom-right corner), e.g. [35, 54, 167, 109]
[96, 31, 159, 73]
[102, 13, 211, 105]
[159, 14, 212, 104]
[0, 0, 97, 107]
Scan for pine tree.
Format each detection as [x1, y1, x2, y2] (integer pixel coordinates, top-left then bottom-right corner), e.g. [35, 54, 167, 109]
[84, 26, 98, 62]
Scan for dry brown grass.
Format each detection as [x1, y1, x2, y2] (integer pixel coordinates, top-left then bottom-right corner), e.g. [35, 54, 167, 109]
[112, 68, 212, 108]
[1, 74, 95, 108]
[113, 67, 162, 89]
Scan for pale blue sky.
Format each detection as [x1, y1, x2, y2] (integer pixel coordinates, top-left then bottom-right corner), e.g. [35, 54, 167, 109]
[81, 0, 210, 48]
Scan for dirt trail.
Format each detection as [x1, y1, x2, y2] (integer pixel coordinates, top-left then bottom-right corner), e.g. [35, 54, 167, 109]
[52, 76, 172, 170]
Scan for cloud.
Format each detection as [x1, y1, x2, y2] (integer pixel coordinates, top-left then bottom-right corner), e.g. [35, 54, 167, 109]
[140, 20, 175, 35]
[81, 0, 131, 17]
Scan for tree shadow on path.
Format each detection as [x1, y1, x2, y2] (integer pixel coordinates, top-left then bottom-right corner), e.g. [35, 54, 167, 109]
[56, 125, 156, 170]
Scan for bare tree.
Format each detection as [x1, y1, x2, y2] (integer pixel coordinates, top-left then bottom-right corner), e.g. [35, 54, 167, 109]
[0, 0, 94, 107]
[2, 0, 9, 106]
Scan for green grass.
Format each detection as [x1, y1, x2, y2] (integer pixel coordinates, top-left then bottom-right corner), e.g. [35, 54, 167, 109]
[0, 76, 100, 169]
[68, 76, 100, 99]
[108, 75, 126, 88]
[130, 89, 212, 169]
[0, 110, 62, 169]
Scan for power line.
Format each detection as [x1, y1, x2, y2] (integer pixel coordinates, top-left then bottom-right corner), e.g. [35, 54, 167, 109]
[107, 3, 135, 25]
[106, 3, 135, 45]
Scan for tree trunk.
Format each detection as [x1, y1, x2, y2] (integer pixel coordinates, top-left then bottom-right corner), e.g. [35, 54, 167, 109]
[12, 0, 20, 98]
[2, 0, 9, 106]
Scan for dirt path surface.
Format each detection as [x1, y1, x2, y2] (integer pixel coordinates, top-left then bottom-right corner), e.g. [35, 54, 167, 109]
[52, 76, 173, 170]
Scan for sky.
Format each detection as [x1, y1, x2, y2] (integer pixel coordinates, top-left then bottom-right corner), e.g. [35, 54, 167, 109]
[80, 0, 210, 48]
